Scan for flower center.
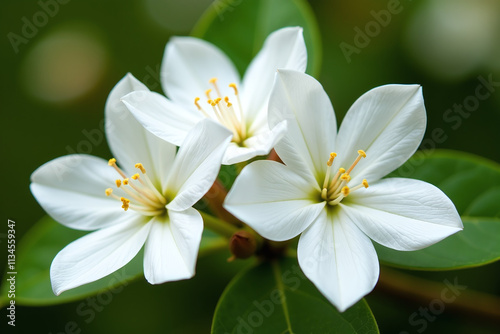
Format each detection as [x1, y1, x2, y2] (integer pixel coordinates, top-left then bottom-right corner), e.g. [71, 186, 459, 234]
[194, 77, 246, 145]
[320, 150, 369, 206]
[105, 159, 167, 216]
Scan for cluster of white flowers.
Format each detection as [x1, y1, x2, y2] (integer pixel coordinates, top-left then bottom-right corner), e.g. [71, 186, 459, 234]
[31, 27, 462, 312]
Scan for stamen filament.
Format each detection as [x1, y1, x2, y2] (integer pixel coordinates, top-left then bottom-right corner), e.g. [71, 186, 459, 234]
[209, 77, 222, 97]
[229, 83, 246, 138]
[195, 97, 211, 118]
[108, 158, 126, 179]
[346, 150, 366, 175]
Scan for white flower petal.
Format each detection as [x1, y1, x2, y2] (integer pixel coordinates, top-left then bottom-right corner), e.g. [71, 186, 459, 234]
[105, 74, 178, 186]
[241, 27, 307, 124]
[224, 160, 324, 241]
[222, 119, 287, 165]
[144, 208, 203, 284]
[50, 217, 151, 295]
[344, 178, 463, 251]
[30, 155, 142, 231]
[298, 209, 379, 312]
[268, 70, 336, 182]
[161, 36, 241, 109]
[121, 90, 202, 147]
[335, 85, 426, 185]
[166, 119, 232, 211]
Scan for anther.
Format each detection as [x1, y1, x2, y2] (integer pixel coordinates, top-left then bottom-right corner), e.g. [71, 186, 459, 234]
[341, 186, 350, 196]
[194, 97, 201, 110]
[108, 158, 116, 166]
[120, 197, 130, 211]
[205, 89, 212, 99]
[115, 179, 122, 187]
[362, 179, 369, 188]
[123, 178, 129, 185]
[340, 173, 351, 182]
[135, 163, 146, 174]
[105, 188, 113, 196]
[229, 83, 238, 95]
[131, 173, 140, 180]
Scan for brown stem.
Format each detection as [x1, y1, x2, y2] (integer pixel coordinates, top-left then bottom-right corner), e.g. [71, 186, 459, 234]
[376, 266, 500, 322]
[203, 179, 243, 227]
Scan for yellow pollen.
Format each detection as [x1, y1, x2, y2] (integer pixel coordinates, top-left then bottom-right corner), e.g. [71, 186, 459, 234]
[194, 97, 201, 110]
[341, 173, 351, 181]
[229, 83, 238, 95]
[214, 97, 222, 104]
[224, 96, 229, 103]
[358, 150, 366, 158]
[207, 99, 213, 105]
[135, 163, 146, 174]
[362, 179, 369, 188]
[327, 152, 336, 167]
[123, 178, 129, 185]
[209, 77, 217, 84]
[105, 188, 113, 196]
[227, 102, 232, 107]
[205, 89, 212, 99]
[120, 197, 130, 211]
[341, 186, 350, 196]
[132, 173, 140, 180]
[339, 168, 346, 173]
[115, 179, 122, 187]
[108, 158, 116, 166]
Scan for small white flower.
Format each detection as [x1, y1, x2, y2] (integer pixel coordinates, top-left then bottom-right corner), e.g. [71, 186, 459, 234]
[30, 74, 232, 295]
[224, 70, 463, 312]
[121, 27, 307, 164]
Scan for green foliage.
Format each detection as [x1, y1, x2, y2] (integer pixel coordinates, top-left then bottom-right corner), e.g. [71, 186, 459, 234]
[376, 150, 500, 270]
[212, 257, 379, 334]
[192, 0, 322, 77]
[0, 216, 225, 306]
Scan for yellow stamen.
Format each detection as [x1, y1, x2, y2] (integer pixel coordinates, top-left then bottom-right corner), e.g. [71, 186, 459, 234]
[205, 89, 212, 99]
[322, 152, 337, 192]
[210, 77, 221, 97]
[341, 186, 350, 196]
[194, 97, 201, 110]
[105, 188, 113, 196]
[108, 158, 126, 178]
[229, 83, 238, 95]
[115, 179, 122, 187]
[346, 150, 367, 175]
[340, 173, 351, 182]
[351, 179, 370, 192]
[135, 163, 146, 174]
[120, 197, 130, 211]
[131, 173, 140, 180]
[123, 178, 129, 185]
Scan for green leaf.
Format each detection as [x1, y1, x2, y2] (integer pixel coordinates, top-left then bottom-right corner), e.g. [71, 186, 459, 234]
[192, 0, 322, 77]
[212, 257, 379, 334]
[376, 150, 500, 270]
[0, 215, 226, 307]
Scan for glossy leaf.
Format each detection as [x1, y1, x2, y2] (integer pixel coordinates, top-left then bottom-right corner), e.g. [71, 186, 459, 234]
[212, 257, 379, 333]
[192, 0, 322, 77]
[0, 215, 226, 306]
[376, 150, 500, 270]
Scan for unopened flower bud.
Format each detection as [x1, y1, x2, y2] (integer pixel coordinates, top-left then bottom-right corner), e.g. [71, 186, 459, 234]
[228, 231, 257, 260]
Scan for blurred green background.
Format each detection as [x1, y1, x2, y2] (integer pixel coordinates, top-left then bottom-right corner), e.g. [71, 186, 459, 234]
[1, 0, 500, 332]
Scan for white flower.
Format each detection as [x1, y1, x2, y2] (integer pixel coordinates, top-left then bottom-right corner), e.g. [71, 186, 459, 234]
[121, 27, 307, 165]
[224, 70, 463, 312]
[30, 74, 232, 295]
